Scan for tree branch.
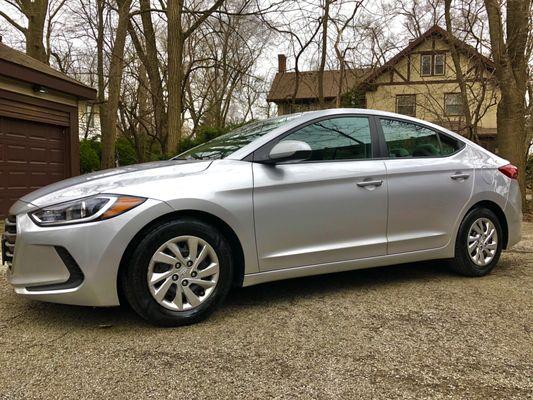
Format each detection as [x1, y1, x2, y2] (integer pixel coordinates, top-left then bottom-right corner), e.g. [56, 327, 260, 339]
[0, 9, 26, 33]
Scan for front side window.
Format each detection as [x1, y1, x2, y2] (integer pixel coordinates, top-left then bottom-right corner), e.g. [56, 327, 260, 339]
[380, 118, 462, 158]
[279, 116, 372, 161]
[396, 94, 416, 117]
[445, 93, 464, 116]
[420, 54, 432, 76]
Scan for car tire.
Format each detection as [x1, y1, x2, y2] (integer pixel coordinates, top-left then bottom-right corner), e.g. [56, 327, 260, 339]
[121, 218, 233, 326]
[450, 207, 503, 277]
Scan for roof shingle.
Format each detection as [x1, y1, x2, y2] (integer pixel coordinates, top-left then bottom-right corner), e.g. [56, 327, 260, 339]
[267, 69, 369, 102]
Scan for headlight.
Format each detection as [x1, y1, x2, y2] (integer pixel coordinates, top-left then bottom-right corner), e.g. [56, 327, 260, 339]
[29, 195, 146, 226]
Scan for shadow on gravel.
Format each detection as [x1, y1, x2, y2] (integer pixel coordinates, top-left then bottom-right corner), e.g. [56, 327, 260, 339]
[11, 259, 455, 329]
[226, 259, 454, 307]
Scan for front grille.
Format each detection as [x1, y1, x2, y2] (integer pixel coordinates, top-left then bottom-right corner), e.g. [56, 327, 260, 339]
[2, 215, 16, 269]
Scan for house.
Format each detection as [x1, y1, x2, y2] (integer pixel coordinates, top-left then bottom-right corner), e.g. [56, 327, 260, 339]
[267, 25, 499, 151]
[0, 42, 96, 218]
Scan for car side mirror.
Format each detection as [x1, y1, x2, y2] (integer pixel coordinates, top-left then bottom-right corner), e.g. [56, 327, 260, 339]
[265, 140, 312, 164]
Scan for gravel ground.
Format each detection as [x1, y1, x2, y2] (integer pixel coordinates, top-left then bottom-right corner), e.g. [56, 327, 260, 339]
[0, 222, 531, 399]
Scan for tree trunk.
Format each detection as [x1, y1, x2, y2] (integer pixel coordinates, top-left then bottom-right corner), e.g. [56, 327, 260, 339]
[166, 0, 184, 157]
[101, 0, 132, 169]
[139, 0, 167, 146]
[334, 41, 345, 108]
[484, 0, 531, 207]
[24, 0, 48, 63]
[136, 63, 151, 163]
[317, 0, 330, 108]
[96, 0, 108, 149]
[496, 93, 527, 193]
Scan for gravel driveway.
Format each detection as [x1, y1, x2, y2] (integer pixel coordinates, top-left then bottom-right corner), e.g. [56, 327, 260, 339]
[0, 222, 531, 399]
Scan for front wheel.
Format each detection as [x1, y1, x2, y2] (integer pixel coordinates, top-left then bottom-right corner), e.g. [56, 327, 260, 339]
[121, 218, 233, 326]
[450, 207, 503, 277]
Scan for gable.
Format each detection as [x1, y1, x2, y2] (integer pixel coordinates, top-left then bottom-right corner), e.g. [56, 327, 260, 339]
[366, 25, 494, 85]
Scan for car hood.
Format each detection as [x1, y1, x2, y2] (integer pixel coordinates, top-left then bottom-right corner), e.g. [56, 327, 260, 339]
[19, 160, 212, 208]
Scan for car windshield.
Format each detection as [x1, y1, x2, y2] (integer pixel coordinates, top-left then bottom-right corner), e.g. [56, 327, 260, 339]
[174, 114, 302, 160]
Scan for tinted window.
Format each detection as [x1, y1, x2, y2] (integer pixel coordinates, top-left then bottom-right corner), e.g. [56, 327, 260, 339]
[380, 118, 461, 158]
[439, 132, 462, 155]
[279, 117, 372, 161]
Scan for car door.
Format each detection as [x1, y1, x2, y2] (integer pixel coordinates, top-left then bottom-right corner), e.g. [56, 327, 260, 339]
[252, 115, 388, 271]
[378, 117, 474, 254]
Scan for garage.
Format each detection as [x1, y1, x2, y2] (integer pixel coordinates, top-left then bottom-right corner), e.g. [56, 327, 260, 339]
[0, 42, 96, 218]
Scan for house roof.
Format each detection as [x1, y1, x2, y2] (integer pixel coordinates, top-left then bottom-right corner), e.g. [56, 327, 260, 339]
[0, 42, 96, 100]
[268, 25, 495, 103]
[267, 68, 369, 102]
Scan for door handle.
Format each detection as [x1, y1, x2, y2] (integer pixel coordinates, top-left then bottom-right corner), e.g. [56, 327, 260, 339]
[450, 173, 470, 180]
[357, 179, 383, 188]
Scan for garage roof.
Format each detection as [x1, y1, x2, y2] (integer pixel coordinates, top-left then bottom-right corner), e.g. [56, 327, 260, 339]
[0, 43, 96, 100]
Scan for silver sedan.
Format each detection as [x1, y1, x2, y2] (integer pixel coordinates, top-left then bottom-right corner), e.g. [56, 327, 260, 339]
[2, 109, 522, 326]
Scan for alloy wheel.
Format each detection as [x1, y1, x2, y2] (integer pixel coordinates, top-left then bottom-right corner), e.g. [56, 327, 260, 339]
[147, 235, 220, 311]
[467, 218, 498, 267]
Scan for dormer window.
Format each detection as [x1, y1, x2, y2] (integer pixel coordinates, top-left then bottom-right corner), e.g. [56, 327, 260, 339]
[421, 54, 432, 76]
[420, 53, 446, 76]
[434, 54, 445, 75]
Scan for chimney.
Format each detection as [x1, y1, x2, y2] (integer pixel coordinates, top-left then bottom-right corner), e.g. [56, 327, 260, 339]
[278, 54, 286, 73]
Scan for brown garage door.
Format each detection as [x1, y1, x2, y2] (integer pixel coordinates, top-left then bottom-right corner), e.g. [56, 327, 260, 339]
[0, 116, 67, 217]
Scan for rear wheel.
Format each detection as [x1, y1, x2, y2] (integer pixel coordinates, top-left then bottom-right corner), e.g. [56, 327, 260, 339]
[450, 207, 503, 277]
[122, 218, 233, 326]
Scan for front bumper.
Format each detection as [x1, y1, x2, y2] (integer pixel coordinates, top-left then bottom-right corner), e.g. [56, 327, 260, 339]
[6, 198, 173, 306]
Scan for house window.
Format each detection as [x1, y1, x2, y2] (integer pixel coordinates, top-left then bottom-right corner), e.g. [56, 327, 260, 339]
[396, 94, 416, 117]
[434, 53, 445, 75]
[420, 54, 432, 76]
[445, 93, 463, 116]
[420, 53, 446, 76]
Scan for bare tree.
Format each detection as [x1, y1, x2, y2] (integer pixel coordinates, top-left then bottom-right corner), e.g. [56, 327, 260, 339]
[195, 5, 269, 129]
[166, 0, 225, 156]
[0, 0, 67, 63]
[394, 0, 444, 38]
[101, 0, 133, 168]
[128, 0, 167, 152]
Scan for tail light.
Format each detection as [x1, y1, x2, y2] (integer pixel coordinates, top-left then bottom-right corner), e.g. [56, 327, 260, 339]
[498, 164, 518, 180]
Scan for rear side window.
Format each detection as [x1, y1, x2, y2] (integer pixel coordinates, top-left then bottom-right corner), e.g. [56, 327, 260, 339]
[280, 116, 372, 161]
[380, 118, 462, 158]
